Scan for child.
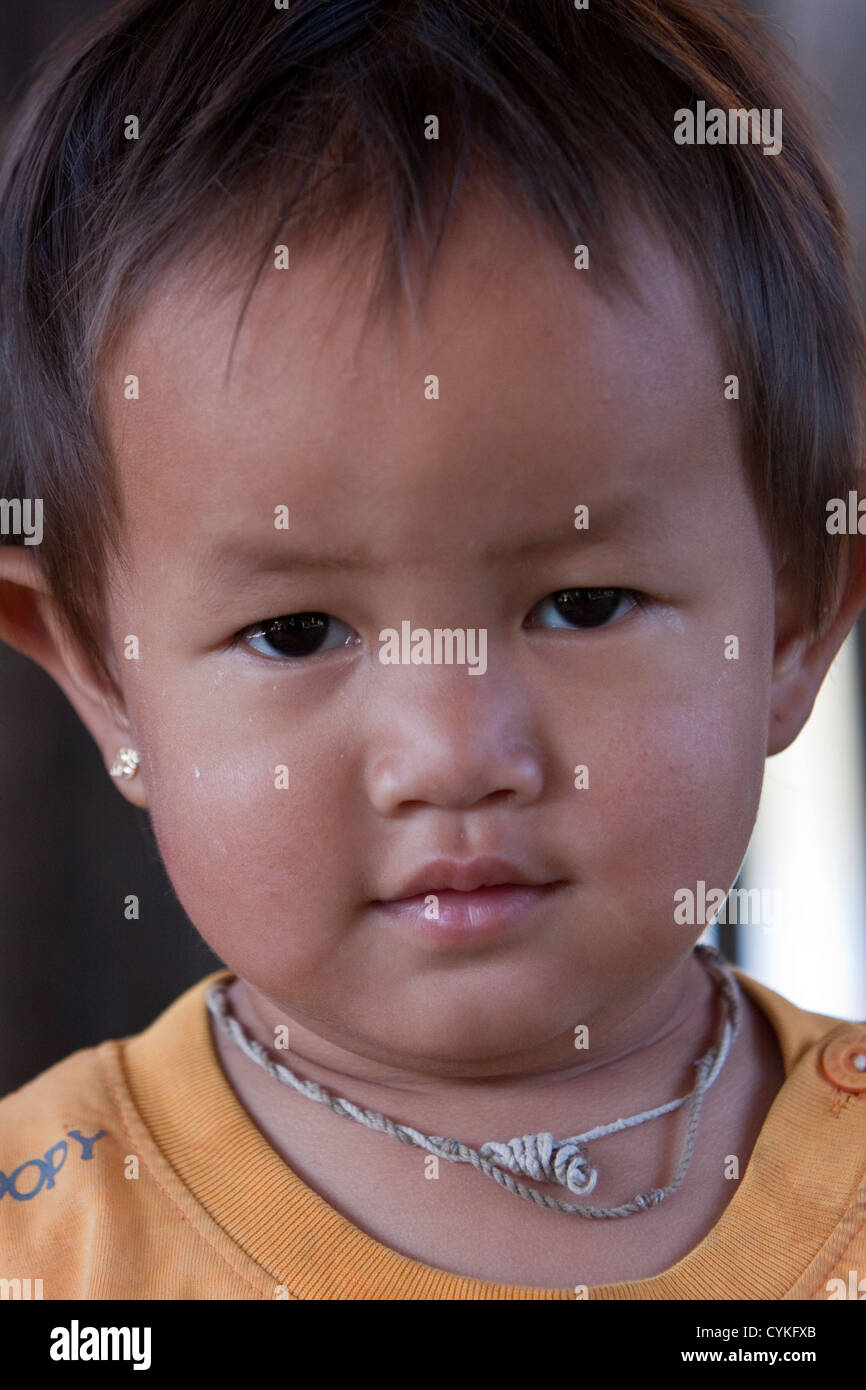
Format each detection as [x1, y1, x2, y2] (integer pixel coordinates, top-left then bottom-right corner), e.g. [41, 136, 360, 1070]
[1, 0, 865, 1300]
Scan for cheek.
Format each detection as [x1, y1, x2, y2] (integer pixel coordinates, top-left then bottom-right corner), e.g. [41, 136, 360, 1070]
[137, 706, 357, 972]
[577, 657, 770, 935]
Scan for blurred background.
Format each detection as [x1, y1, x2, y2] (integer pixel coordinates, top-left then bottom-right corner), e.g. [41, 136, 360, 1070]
[1, 0, 865, 1096]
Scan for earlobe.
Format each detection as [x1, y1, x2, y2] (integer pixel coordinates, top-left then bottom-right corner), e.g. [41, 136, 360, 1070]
[107, 747, 148, 809]
[767, 533, 866, 757]
[0, 545, 148, 810]
[767, 635, 815, 756]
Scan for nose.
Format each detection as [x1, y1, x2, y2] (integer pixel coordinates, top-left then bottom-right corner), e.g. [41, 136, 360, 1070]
[364, 663, 545, 814]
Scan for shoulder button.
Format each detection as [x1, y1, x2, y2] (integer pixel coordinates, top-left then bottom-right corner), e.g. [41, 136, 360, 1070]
[820, 1033, 866, 1094]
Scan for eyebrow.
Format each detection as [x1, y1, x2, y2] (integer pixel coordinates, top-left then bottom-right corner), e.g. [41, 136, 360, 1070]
[191, 497, 647, 594]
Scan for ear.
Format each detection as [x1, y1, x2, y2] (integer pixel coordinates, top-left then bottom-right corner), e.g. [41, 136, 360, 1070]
[0, 546, 148, 808]
[768, 514, 866, 757]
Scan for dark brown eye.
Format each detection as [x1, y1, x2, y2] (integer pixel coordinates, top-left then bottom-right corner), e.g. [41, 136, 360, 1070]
[528, 588, 638, 629]
[243, 613, 357, 659]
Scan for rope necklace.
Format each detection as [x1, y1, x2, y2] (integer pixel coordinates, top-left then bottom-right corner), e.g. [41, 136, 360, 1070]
[205, 942, 741, 1219]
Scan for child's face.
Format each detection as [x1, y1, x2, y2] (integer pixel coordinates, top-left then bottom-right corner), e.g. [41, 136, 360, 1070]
[101, 200, 779, 1066]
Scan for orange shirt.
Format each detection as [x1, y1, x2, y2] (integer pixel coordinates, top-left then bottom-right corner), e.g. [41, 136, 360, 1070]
[1, 966, 865, 1300]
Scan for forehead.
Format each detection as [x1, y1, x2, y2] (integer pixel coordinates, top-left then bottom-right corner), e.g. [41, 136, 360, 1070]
[102, 198, 732, 569]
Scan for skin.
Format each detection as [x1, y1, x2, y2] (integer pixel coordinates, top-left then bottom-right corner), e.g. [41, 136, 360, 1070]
[2, 194, 865, 1286]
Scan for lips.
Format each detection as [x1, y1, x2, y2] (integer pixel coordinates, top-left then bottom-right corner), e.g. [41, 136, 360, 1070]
[374, 873, 565, 947]
[379, 854, 555, 903]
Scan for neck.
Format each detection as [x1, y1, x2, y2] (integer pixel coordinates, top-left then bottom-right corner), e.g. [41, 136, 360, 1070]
[214, 950, 725, 1143]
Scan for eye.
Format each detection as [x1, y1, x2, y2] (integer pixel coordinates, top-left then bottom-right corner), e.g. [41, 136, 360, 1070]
[239, 612, 360, 660]
[525, 588, 640, 630]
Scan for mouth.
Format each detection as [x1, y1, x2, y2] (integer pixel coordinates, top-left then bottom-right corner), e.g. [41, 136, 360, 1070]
[372, 859, 567, 945]
[381, 854, 559, 900]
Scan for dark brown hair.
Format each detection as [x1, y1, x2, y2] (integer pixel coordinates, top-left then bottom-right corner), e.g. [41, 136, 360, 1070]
[1, 0, 864, 700]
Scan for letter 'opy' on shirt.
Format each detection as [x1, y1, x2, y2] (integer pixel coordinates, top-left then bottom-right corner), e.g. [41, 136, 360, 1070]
[1, 968, 865, 1299]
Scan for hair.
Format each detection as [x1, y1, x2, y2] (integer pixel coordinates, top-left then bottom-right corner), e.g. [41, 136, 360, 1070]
[1, 0, 864, 702]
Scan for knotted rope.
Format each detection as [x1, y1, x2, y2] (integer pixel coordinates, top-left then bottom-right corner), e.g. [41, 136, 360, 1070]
[206, 943, 740, 1219]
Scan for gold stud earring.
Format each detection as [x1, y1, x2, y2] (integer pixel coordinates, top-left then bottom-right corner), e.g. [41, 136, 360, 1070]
[110, 748, 141, 780]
